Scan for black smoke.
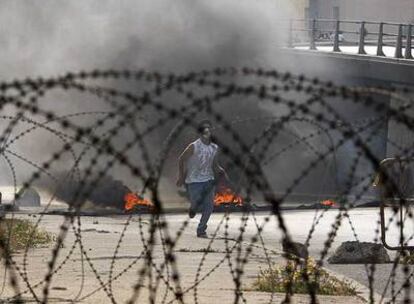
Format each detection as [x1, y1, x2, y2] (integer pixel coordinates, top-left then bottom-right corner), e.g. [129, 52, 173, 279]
[43, 171, 132, 210]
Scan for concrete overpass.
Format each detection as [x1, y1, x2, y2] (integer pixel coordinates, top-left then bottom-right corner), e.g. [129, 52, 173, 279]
[275, 33, 414, 185]
[280, 18, 414, 86]
[279, 47, 414, 87]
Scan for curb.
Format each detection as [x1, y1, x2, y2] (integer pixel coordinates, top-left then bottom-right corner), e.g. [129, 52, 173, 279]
[322, 266, 387, 303]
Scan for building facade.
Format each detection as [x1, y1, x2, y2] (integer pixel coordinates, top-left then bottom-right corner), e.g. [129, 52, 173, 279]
[308, 0, 414, 23]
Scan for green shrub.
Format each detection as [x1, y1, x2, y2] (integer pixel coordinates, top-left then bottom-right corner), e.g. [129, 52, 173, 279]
[400, 251, 414, 264]
[253, 258, 356, 296]
[0, 219, 54, 252]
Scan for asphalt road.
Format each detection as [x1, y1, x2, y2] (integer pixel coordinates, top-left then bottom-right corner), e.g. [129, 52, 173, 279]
[4, 207, 413, 303]
[205, 207, 414, 302]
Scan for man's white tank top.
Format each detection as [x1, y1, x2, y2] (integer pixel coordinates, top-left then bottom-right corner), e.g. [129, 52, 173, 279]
[185, 138, 218, 184]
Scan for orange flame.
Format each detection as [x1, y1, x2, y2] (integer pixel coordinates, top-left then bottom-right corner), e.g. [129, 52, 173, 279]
[124, 193, 154, 211]
[214, 188, 243, 206]
[321, 199, 336, 207]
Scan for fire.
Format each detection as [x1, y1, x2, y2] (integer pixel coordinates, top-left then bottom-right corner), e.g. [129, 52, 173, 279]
[124, 192, 154, 211]
[321, 199, 336, 207]
[214, 188, 243, 206]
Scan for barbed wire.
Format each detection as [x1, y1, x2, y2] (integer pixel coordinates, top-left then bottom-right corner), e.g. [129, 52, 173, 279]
[0, 68, 413, 303]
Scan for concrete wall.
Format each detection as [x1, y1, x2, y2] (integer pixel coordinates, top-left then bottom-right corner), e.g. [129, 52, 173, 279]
[276, 49, 414, 195]
[279, 48, 414, 87]
[387, 88, 414, 158]
[292, 1, 414, 23]
[278, 48, 414, 177]
[306, 0, 413, 23]
[289, 0, 309, 18]
[309, 0, 340, 19]
[339, 0, 414, 24]
[339, 0, 414, 40]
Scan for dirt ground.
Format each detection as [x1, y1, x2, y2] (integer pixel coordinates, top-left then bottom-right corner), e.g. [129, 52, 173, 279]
[0, 212, 370, 303]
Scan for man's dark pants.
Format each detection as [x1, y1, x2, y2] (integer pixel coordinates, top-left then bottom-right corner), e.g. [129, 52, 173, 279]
[186, 180, 215, 236]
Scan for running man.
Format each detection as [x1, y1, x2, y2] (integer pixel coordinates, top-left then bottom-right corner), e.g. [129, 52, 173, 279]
[176, 120, 227, 238]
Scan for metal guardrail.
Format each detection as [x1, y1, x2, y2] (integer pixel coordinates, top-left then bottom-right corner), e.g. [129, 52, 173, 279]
[287, 19, 413, 60]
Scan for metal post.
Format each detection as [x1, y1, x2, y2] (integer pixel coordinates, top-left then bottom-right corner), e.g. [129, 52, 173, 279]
[358, 21, 366, 54]
[378, 157, 414, 252]
[377, 22, 385, 56]
[333, 20, 341, 52]
[395, 24, 403, 58]
[310, 19, 317, 50]
[287, 19, 293, 48]
[405, 24, 413, 59]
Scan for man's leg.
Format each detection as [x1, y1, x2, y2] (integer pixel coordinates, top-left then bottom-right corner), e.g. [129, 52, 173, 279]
[186, 183, 203, 217]
[197, 181, 215, 236]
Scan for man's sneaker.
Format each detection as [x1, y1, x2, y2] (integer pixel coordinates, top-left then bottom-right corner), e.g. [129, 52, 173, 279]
[188, 208, 196, 218]
[197, 232, 208, 239]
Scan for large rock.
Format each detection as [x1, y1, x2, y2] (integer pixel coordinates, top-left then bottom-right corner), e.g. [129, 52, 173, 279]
[16, 188, 41, 207]
[328, 241, 390, 264]
[282, 239, 309, 259]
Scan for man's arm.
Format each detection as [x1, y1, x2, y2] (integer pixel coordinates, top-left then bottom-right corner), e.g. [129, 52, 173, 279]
[177, 144, 194, 187]
[213, 152, 229, 181]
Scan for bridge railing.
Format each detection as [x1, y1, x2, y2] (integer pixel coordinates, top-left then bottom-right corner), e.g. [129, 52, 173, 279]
[286, 19, 413, 59]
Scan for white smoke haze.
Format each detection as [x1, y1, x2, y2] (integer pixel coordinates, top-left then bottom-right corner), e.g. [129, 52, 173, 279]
[0, 3, 293, 172]
[0, 1, 383, 206]
[0, 0, 295, 79]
